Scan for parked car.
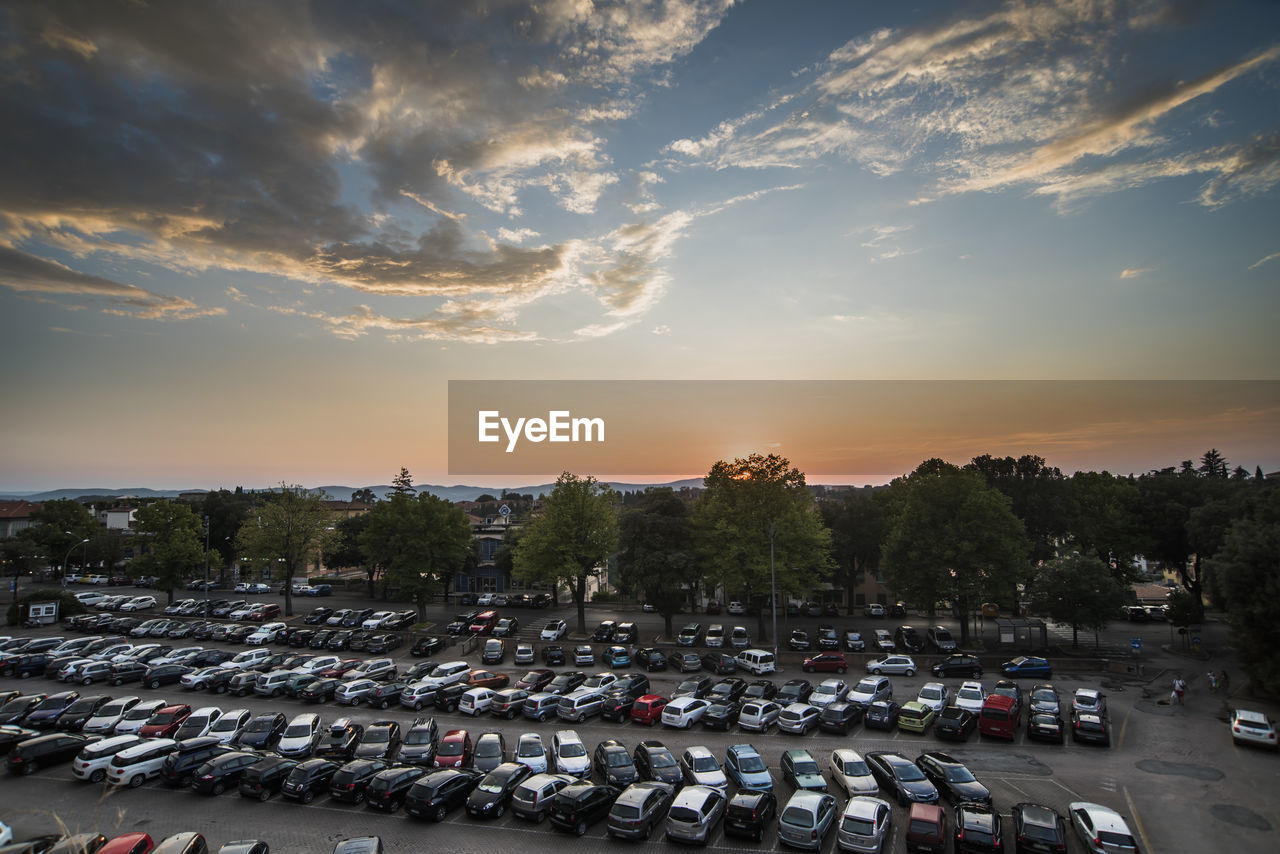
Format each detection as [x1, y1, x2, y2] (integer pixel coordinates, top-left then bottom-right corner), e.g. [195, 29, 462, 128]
[1011, 802, 1069, 854]
[8, 732, 96, 776]
[233, 712, 286, 751]
[1028, 711, 1066, 743]
[280, 757, 341, 803]
[781, 748, 827, 792]
[778, 703, 821, 735]
[434, 728, 473, 769]
[916, 752, 991, 804]
[931, 654, 984, 678]
[936, 707, 977, 741]
[865, 751, 939, 806]
[864, 700, 902, 731]
[819, 701, 864, 735]
[606, 780, 675, 840]
[404, 767, 483, 820]
[666, 784, 727, 845]
[847, 676, 892, 707]
[328, 758, 390, 803]
[353, 719, 401, 761]
[548, 781, 621, 836]
[1069, 802, 1139, 854]
[1070, 710, 1111, 746]
[725, 788, 777, 843]
[802, 653, 849, 675]
[836, 796, 893, 854]
[1002, 656, 1053, 679]
[365, 764, 429, 812]
[777, 790, 839, 850]
[466, 761, 532, 819]
[238, 755, 299, 802]
[1230, 708, 1279, 750]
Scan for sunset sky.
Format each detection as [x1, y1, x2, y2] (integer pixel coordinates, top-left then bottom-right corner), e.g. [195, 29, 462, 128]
[1, 1, 1278, 492]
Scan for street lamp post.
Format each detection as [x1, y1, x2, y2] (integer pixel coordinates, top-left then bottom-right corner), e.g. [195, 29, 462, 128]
[61, 535, 89, 587]
[769, 520, 778, 664]
[203, 516, 211, 611]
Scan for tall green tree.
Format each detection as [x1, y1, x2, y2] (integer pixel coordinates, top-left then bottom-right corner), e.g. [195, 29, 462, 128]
[618, 487, 696, 637]
[236, 486, 335, 617]
[1028, 554, 1127, 649]
[25, 499, 98, 580]
[199, 489, 250, 583]
[361, 492, 472, 620]
[513, 473, 619, 634]
[1065, 471, 1144, 578]
[882, 462, 1029, 645]
[820, 489, 889, 616]
[131, 500, 204, 604]
[327, 513, 374, 595]
[350, 488, 378, 505]
[965, 454, 1068, 567]
[695, 453, 834, 641]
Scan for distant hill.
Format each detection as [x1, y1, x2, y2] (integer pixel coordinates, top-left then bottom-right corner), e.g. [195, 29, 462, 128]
[0, 478, 708, 503]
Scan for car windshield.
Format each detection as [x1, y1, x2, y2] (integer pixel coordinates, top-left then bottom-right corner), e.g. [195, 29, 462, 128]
[945, 766, 976, 783]
[815, 685, 837, 696]
[284, 723, 312, 738]
[855, 681, 877, 693]
[893, 763, 926, 782]
[438, 741, 463, 757]
[210, 718, 239, 732]
[782, 807, 815, 828]
[919, 687, 942, 701]
[123, 707, 153, 721]
[739, 756, 766, 773]
[842, 817, 875, 835]
[606, 751, 629, 767]
[559, 743, 585, 758]
[794, 759, 819, 774]
[844, 760, 869, 776]
[364, 728, 391, 743]
[959, 688, 982, 700]
[678, 681, 699, 692]
[406, 729, 433, 745]
[98, 701, 129, 717]
[1033, 689, 1055, 703]
[150, 711, 178, 724]
[649, 751, 676, 768]
[517, 741, 542, 757]
[692, 756, 717, 772]
[476, 740, 501, 757]
[247, 718, 275, 732]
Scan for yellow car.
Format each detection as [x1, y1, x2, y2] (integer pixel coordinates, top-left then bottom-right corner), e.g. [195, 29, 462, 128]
[896, 701, 936, 733]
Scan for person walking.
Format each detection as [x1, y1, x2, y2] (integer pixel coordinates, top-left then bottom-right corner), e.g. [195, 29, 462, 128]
[1173, 676, 1187, 704]
[1207, 671, 1218, 693]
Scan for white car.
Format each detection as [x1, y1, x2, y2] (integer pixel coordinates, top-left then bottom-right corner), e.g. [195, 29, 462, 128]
[847, 676, 892, 707]
[514, 732, 548, 773]
[293, 655, 341, 675]
[830, 749, 878, 796]
[245, 583, 271, 594]
[119, 596, 157, 612]
[234, 583, 251, 593]
[679, 746, 728, 790]
[809, 679, 848, 709]
[1230, 709, 1278, 749]
[777, 703, 821, 735]
[71, 734, 145, 784]
[662, 696, 711, 729]
[166, 599, 196, 615]
[582, 672, 618, 692]
[865, 655, 917, 676]
[955, 681, 986, 714]
[1072, 688, 1108, 716]
[1069, 802, 1139, 854]
[83, 696, 141, 734]
[362, 611, 396, 630]
[245, 622, 288, 645]
[514, 644, 535, 665]
[418, 660, 471, 688]
[541, 620, 568, 641]
[477, 593, 494, 606]
[916, 682, 950, 713]
[552, 729, 590, 776]
[106, 738, 178, 788]
[459, 687, 497, 715]
[836, 796, 893, 854]
[277, 712, 322, 758]
[228, 603, 261, 621]
[179, 707, 223, 738]
[727, 601, 746, 615]
[208, 708, 252, 744]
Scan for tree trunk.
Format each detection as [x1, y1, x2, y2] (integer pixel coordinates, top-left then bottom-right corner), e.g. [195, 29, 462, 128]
[574, 574, 587, 634]
[1072, 623, 1079, 649]
[366, 567, 376, 599]
[956, 596, 970, 647]
[283, 571, 294, 617]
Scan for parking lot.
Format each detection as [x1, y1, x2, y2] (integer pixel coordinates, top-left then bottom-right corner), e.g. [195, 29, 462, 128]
[1, 592, 1277, 853]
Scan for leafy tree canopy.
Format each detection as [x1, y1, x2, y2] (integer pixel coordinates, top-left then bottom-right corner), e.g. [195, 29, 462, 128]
[132, 499, 204, 603]
[1028, 553, 1128, 648]
[618, 487, 696, 636]
[236, 485, 335, 616]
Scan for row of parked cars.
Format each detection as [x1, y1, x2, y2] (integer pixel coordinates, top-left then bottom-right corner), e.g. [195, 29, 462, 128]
[0, 825, 378, 854]
[0, 678, 1136, 854]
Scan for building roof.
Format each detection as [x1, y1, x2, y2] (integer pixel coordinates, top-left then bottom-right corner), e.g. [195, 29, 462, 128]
[0, 500, 41, 519]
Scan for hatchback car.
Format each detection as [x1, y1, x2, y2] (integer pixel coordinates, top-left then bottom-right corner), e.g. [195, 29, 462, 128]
[354, 719, 401, 761]
[1002, 656, 1053, 679]
[916, 752, 991, 804]
[238, 755, 299, 802]
[778, 790, 839, 850]
[954, 802, 1003, 853]
[679, 745, 727, 790]
[1070, 710, 1111, 746]
[725, 788, 776, 842]
[661, 696, 710, 729]
[931, 654, 984, 678]
[739, 699, 782, 732]
[606, 780, 675, 840]
[328, 758, 390, 803]
[632, 740, 683, 787]
[665, 784, 727, 844]
[837, 796, 893, 854]
[778, 703, 820, 735]
[280, 757, 340, 803]
[1069, 802, 1138, 854]
[866, 655, 917, 676]
[781, 748, 826, 791]
[848, 676, 892, 707]
[725, 743, 772, 791]
[365, 764, 429, 812]
[1011, 802, 1069, 854]
[405, 767, 483, 820]
[830, 748, 877, 797]
[865, 751, 939, 806]
[466, 761, 532, 819]
[1230, 708, 1278, 749]
[548, 782, 621, 836]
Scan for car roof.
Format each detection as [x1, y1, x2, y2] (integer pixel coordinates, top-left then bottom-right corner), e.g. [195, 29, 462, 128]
[1234, 709, 1270, 724]
[1016, 802, 1060, 827]
[843, 796, 886, 818]
[1069, 802, 1130, 832]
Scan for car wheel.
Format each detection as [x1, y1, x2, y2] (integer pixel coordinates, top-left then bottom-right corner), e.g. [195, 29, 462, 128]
[19, 671, 31, 679]
[215, 684, 226, 694]
[353, 790, 366, 804]
[905, 669, 915, 677]
[803, 665, 813, 673]
[411, 701, 423, 711]
[272, 688, 281, 698]
[260, 790, 271, 802]
[302, 789, 315, 803]
[212, 782, 225, 795]
[494, 804, 504, 818]
[838, 666, 847, 674]
[974, 669, 983, 677]
[130, 773, 145, 788]
[872, 668, 882, 675]
[434, 804, 447, 822]
[575, 820, 587, 837]
[149, 680, 161, 689]
[82, 676, 94, 685]
[388, 799, 401, 813]
[89, 768, 106, 784]
[111, 679, 122, 686]
[378, 699, 389, 710]
[22, 760, 38, 775]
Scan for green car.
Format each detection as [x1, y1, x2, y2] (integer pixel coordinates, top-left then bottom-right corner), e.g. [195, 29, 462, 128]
[780, 748, 827, 792]
[896, 701, 936, 733]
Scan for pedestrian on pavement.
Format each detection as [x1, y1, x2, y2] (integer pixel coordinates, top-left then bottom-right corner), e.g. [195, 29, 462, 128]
[1173, 676, 1186, 704]
[1207, 671, 1218, 693]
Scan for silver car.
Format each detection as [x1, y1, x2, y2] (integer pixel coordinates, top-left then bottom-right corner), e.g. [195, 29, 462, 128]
[665, 785, 726, 844]
[777, 703, 820, 735]
[1069, 802, 1139, 854]
[778, 790, 839, 850]
[836, 796, 892, 853]
[739, 700, 782, 732]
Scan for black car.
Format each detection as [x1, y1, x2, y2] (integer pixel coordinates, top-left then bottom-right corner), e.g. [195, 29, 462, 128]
[743, 680, 778, 701]
[954, 802, 1003, 853]
[1027, 712, 1065, 743]
[192, 750, 261, 795]
[412, 637, 444, 657]
[0, 725, 40, 756]
[701, 700, 741, 730]
[24, 691, 81, 729]
[916, 752, 992, 804]
[281, 757, 341, 803]
[819, 701, 865, 734]
[548, 782, 621, 836]
[1011, 802, 1069, 854]
[865, 751, 939, 807]
[542, 645, 566, 666]
[53, 695, 111, 732]
[329, 758, 389, 803]
[0, 695, 48, 726]
[865, 700, 902, 731]
[931, 655, 984, 678]
[895, 625, 926, 654]
[432, 683, 467, 713]
[142, 664, 194, 689]
[592, 621, 617, 642]
[366, 764, 429, 812]
[935, 707, 977, 741]
[326, 631, 354, 651]
[404, 768, 483, 821]
[707, 678, 748, 704]
[816, 625, 840, 650]
[354, 720, 401, 761]
[189, 649, 235, 668]
[238, 755, 299, 801]
[304, 608, 334, 625]
[546, 672, 587, 696]
[6, 732, 94, 775]
[724, 789, 777, 843]
[316, 719, 364, 761]
[776, 679, 813, 705]
[346, 631, 373, 652]
[632, 741, 683, 786]
[701, 652, 737, 675]
[1, 654, 51, 679]
[612, 622, 637, 644]
[363, 681, 408, 711]
[593, 740, 639, 787]
[466, 762, 533, 819]
[633, 648, 667, 671]
[234, 712, 287, 750]
[308, 630, 336, 649]
[600, 694, 639, 722]
[1070, 710, 1111, 746]
[159, 736, 230, 786]
[673, 676, 712, 699]
[288, 630, 317, 648]
[299, 678, 344, 704]
[399, 717, 439, 766]
[787, 630, 811, 651]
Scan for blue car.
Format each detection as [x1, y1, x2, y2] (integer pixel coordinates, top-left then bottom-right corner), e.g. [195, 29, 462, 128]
[725, 743, 773, 791]
[602, 646, 631, 668]
[1000, 656, 1052, 678]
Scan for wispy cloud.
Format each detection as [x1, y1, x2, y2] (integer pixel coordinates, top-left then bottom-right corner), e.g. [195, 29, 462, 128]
[1249, 251, 1280, 270]
[1120, 267, 1153, 279]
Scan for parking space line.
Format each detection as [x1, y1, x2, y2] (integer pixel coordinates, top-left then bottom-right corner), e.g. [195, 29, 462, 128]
[1046, 778, 1082, 799]
[1119, 707, 1130, 750]
[1123, 785, 1155, 854]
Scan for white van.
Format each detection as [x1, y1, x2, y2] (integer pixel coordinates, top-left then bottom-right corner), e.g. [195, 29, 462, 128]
[557, 688, 604, 723]
[73, 591, 107, 607]
[107, 737, 178, 787]
[735, 649, 776, 675]
[227, 648, 271, 670]
[72, 734, 145, 783]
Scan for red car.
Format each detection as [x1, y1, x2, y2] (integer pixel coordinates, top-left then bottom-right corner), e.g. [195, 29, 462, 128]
[629, 694, 670, 726]
[515, 669, 556, 692]
[247, 604, 281, 621]
[467, 670, 510, 690]
[433, 729, 472, 768]
[802, 653, 849, 674]
[98, 834, 153, 854]
[319, 659, 363, 678]
[139, 704, 192, 738]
